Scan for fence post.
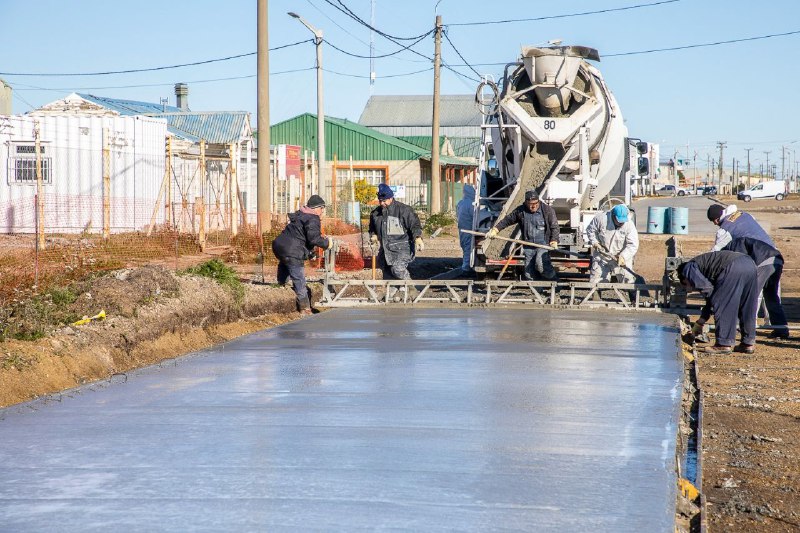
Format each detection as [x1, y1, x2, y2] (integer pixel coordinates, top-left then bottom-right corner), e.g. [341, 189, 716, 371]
[102, 128, 111, 239]
[332, 153, 338, 217]
[230, 142, 239, 236]
[199, 140, 207, 249]
[34, 121, 45, 251]
[165, 136, 172, 226]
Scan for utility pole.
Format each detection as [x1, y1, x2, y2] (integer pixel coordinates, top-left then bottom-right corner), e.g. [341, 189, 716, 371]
[257, 0, 272, 230]
[430, 14, 443, 214]
[673, 149, 679, 191]
[693, 151, 697, 193]
[744, 148, 752, 189]
[764, 151, 771, 181]
[781, 145, 786, 181]
[717, 141, 726, 193]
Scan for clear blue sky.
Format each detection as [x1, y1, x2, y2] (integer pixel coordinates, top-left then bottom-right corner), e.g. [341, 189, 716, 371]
[3, 0, 800, 176]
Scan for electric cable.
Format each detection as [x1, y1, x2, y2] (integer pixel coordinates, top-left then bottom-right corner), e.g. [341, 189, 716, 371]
[321, 0, 432, 41]
[324, 31, 433, 59]
[442, 29, 482, 78]
[0, 39, 312, 77]
[448, 0, 679, 26]
[605, 29, 800, 57]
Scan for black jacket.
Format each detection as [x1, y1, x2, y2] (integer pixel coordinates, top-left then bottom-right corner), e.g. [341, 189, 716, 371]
[495, 202, 559, 245]
[723, 237, 783, 266]
[369, 200, 423, 264]
[271, 209, 329, 263]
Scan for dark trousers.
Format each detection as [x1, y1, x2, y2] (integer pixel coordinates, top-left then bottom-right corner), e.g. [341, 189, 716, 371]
[522, 248, 557, 281]
[277, 259, 311, 311]
[757, 262, 788, 328]
[711, 256, 758, 346]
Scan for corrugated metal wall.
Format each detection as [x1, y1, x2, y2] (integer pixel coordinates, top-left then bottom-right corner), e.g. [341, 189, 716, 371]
[271, 114, 423, 161]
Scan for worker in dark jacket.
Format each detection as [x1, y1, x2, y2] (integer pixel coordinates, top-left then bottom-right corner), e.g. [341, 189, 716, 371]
[272, 195, 331, 314]
[678, 250, 759, 354]
[369, 184, 423, 280]
[723, 237, 789, 339]
[486, 190, 559, 281]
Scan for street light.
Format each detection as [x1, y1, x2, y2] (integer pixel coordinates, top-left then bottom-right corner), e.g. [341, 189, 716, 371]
[289, 12, 325, 197]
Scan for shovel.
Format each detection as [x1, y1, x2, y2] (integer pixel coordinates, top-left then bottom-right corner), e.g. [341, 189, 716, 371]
[460, 229, 586, 258]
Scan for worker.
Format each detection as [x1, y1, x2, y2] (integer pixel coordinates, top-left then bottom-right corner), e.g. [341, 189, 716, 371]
[271, 194, 332, 315]
[708, 203, 775, 251]
[369, 183, 424, 280]
[678, 250, 759, 354]
[486, 190, 559, 281]
[585, 204, 639, 284]
[456, 184, 476, 273]
[723, 237, 790, 339]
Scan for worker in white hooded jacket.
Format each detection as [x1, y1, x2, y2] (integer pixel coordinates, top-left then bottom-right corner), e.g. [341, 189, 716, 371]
[586, 204, 639, 284]
[455, 184, 475, 272]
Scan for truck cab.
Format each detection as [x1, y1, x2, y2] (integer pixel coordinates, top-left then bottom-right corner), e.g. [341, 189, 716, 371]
[737, 180, 787, 202]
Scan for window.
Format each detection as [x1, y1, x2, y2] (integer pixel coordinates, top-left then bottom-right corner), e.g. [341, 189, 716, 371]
[335, 167, 386, 186]
[8, 143, 52, 185]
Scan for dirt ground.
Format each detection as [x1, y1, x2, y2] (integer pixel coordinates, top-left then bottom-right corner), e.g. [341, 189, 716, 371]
[1, 196, 799, 531]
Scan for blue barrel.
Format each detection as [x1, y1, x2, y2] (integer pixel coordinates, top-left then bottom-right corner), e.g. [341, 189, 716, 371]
[668, 207, 689, 235]
[647, 206, 668, 234]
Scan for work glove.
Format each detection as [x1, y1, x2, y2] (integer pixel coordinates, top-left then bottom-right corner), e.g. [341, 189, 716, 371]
[549, 241, 558, 249]
[617, 255, 626, 267]
[369, 234, 379, 245]
[415, 238, 425, 252]
[325, 239, 335, 251]
[486, 227, 499, 239]
[691, 320, 704, 337]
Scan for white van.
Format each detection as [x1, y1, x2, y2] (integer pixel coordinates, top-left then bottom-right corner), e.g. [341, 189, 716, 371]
[737, 180, 787, 202]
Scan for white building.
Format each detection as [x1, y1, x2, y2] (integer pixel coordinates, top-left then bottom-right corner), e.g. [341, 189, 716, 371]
[0, 114, 167, 233]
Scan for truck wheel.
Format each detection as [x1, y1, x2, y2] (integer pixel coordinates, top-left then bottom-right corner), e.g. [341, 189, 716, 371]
[776, 193, 785, 201]
[678, 190, 685, 196]
[742, 195, 752, 202]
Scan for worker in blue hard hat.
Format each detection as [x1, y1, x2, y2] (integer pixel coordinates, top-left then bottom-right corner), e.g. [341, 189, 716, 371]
[585, 204, 639, 284]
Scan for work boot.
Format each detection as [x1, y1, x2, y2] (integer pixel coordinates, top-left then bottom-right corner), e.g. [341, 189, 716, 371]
[767, 328, 790, 340]
[701, 344, 733, 354]
[733, 343, 755, 354]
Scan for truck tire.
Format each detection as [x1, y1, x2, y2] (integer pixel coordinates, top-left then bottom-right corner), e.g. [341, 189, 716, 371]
[742, 195, 752, 202]
[678, 190, 685, 197]
[776, 193, 785, 201]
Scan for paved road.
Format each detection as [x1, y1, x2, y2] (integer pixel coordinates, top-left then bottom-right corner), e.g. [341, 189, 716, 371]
[0, 309, 683, 532]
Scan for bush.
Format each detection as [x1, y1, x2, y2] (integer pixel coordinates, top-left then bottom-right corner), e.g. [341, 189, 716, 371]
[423, 212, 455, 236]
[182, 259, 244, 304]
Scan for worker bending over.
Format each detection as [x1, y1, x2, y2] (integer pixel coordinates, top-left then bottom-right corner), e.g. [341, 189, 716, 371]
[723, 237, 790, 340]
[272, 194, 332, 315]
[486, 190, 559, 281]
[586, 204, 639, 284]
[369, 184, 423, 280]
[678, 250, 759, 354]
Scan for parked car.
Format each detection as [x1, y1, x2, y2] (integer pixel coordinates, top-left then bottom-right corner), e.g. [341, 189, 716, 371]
[701, 186, 718, 195]
[656, 184, 690, 196]
[737, 181, 787, 202]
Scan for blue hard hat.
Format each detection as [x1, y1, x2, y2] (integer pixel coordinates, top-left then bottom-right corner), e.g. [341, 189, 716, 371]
[611, 204, 629, 222]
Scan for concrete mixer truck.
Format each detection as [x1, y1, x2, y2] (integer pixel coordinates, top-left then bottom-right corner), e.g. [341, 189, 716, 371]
[470, 45, 642, 277]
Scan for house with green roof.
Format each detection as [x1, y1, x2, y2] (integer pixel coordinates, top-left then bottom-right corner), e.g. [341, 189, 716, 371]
[270, 113, 476, 210]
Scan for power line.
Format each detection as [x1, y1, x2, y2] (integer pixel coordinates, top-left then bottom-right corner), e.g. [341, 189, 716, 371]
[9, 69, 317, 92]
[442, 29, 482, 78]
[324, 66, 432, 79]
[324, 31, 433, 59]
[321, 0, 432, 41]
[605, 29, 800, 57]
[448, 0, 679, 26]
[0, 40, 311, 77]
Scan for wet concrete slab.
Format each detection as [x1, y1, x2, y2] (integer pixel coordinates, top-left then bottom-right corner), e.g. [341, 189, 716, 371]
[0, 308, 683, 532]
